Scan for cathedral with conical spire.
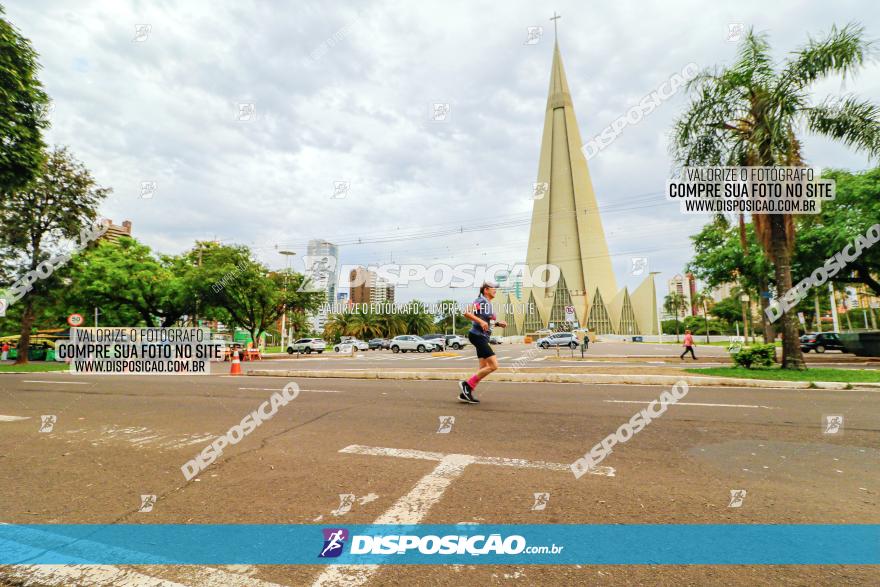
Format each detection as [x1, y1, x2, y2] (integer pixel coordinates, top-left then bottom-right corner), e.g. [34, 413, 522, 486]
[498, 34, 658, 336]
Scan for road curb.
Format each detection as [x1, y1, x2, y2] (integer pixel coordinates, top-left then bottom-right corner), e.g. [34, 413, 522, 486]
[246, 369, 856, 389]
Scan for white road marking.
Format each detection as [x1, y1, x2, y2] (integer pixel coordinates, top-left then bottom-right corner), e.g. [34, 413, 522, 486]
[62, 426, 217, 450]
[311, 444, 614, 586]
[604, 400, 777, 409]
[0, 565, 288, 587]
[0, 565, 189, 587]
[0, 524, 288, 587]
[21, 380, 87, 385]
[0, 415, 30, 422]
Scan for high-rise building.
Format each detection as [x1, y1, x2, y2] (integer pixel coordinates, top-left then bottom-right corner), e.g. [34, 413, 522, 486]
[98, 219, 133, 242]
[667, 274, 697, 318]
[349, 266, 395, 306]
[510, 39, 657, 336]
[305, 239, 339, 303]
[709, 282, 735, 304]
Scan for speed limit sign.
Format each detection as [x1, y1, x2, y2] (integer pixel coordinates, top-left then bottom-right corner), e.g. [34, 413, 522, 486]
[67, 313, 84, 327]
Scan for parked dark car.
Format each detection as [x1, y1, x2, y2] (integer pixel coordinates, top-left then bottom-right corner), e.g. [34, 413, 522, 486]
[800, 332, 845, 353]
[421, 334, 446, 349]
[368, 338, 390, 350]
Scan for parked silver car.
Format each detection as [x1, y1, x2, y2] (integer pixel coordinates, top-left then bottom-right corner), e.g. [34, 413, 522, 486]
[535, 332, 578, 349]
[390, 335, 443, 353]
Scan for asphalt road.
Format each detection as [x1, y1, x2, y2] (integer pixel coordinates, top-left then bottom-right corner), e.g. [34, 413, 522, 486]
[2, 372, 878, 585]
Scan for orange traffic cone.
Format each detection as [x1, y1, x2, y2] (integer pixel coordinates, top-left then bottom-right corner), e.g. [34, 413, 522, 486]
[229, 353, 242, 375]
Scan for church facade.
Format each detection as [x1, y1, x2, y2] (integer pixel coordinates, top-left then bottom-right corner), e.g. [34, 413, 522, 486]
[498, 41, 659, 336]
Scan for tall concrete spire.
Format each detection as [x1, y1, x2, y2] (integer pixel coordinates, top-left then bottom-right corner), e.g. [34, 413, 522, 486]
[524, 41, 618, 332]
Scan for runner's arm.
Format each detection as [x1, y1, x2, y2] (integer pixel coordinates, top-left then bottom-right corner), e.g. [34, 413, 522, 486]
[463, 304, 489, 332]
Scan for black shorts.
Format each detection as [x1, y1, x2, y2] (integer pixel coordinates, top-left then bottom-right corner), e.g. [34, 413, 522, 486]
[468, 332, 495, 359]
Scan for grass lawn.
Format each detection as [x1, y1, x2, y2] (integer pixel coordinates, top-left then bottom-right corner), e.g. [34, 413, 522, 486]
[0, 362, 69, 373]
[685, 366, 880, 383]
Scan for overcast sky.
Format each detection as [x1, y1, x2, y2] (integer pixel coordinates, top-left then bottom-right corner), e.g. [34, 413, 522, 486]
[6, 0, 879, 304]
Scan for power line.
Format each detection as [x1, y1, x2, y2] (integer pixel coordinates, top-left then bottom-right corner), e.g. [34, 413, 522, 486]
[258, 192, 667, 250]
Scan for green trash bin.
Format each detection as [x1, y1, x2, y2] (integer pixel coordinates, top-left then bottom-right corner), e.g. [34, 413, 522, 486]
[28, 347, 47, 361]
[46, 349, 56, 361]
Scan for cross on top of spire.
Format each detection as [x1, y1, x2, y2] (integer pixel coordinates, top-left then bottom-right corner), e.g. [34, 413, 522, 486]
[550, 11, 561, 40]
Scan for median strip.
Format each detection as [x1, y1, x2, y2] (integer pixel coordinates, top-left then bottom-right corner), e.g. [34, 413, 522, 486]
[247, 369, 852, 389]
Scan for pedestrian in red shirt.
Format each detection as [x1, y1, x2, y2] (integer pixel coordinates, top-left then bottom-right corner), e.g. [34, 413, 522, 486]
[680, 330, 696, 360]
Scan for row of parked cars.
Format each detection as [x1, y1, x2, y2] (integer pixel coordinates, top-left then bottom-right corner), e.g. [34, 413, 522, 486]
[286, 333, 504, 355]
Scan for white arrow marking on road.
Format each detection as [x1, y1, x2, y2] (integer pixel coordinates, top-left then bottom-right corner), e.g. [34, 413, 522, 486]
[312, 445, 613, 587]
[604, 400, 777, 409]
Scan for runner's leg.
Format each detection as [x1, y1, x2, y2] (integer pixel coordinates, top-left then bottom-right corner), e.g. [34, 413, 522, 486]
[469, 356, 498, 387]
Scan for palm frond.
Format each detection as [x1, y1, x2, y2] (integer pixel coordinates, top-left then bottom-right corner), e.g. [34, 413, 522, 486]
[731, 29, 776, 87]
[805, 96, 880, 158]
[778, 23, 873, 91]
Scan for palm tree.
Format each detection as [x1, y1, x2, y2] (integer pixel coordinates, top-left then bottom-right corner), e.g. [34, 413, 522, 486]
[663, 292, 687, 342]
[671, 24, 880, 369]
[377, 311, 406, 338]
[349, 311, 384, 340]
[693, 289, 714, 343]
[323, 312, 354, 341]
[401, 301, 434, 335]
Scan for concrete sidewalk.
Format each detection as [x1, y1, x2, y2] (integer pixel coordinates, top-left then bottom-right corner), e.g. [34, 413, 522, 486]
[248, 368, 857, 390]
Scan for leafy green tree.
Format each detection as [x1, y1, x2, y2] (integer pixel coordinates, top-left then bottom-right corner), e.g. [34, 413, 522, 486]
[0, 7, 49, 196]
[710, 293, 745, 326]
[687, 217, 776, 342]
[196, 244, 322, 346]
[795, 167, 880, 295]
[433, 298, 464, 333]
[64, 237, 194, 327]
[0, 147, 109, 363]
[672, 24, 880, 369]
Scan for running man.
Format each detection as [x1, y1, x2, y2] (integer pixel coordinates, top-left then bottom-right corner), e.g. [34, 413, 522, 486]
[458, 281, 507, 404]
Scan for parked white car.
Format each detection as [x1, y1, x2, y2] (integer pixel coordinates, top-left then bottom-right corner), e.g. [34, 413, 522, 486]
[334, 339, 369, 352]
[286, 338, 326, 354]
[444, 334, 470, 350]
[390, 335, 443, 353]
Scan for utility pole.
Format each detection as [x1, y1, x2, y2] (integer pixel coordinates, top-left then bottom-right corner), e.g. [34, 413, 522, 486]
[740, 292, 750, 341]
[829, 283, 840, 332]
[279, 250, 297, 349]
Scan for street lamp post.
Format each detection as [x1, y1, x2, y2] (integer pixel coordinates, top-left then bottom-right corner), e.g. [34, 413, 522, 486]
[278, 250, 297, 350]
[740, 292, 750, 342]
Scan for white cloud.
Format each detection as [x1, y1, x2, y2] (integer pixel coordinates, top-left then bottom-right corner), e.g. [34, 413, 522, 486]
[6, 0, 879, 304]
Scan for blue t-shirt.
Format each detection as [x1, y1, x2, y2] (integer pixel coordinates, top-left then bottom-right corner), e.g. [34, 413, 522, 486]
[468, 294, 495, 339]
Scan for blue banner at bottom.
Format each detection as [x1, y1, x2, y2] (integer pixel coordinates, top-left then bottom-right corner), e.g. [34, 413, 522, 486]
[1, 525, 877, 565]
